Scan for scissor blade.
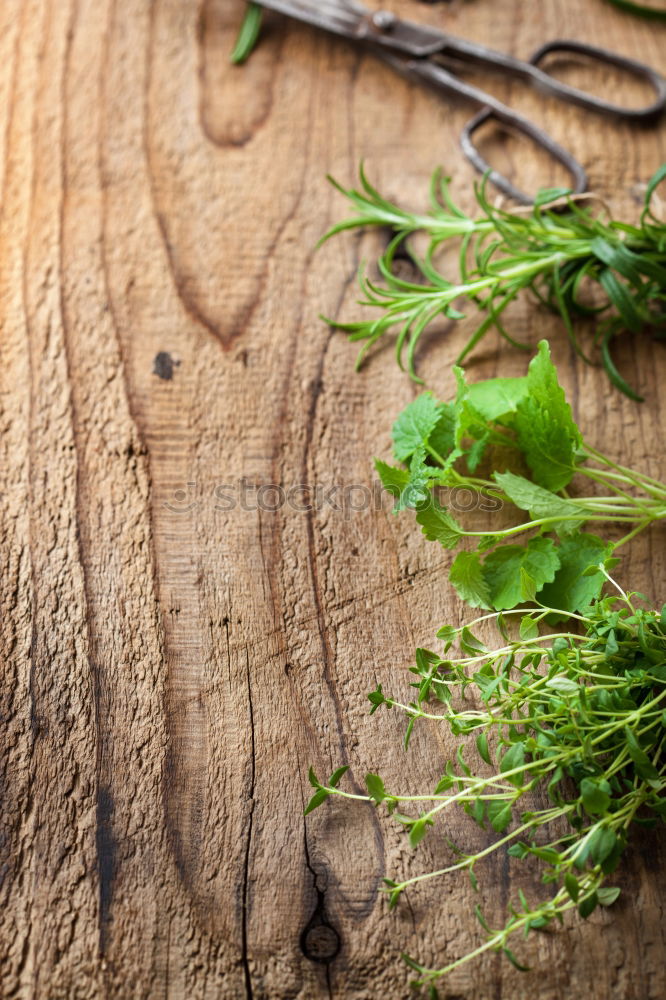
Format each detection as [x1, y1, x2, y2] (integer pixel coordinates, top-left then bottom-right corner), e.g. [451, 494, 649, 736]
[255, 0, 367, 39]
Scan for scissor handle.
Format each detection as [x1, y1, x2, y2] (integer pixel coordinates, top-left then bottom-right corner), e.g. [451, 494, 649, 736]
[529, 39, 666, 120]
[383, 54, 589, 204]
[460, 106, 587, 205]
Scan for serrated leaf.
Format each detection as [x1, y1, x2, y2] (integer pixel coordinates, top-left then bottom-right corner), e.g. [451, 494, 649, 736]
[449, 551, 491, 609]
[466, 376, 528, 420]
[374, 458, 410, 499]
[415, 500, 464, 549]
[482, 537, 560, 611]
[392, 393, 441, 462]
[393, 447, 433, 512]
[428, 402, 456, 460]
[493, 470, 587, 532]
[513, 341, 581, 492]
[467, 431, 490, 472]
[538, 532, 610, 617]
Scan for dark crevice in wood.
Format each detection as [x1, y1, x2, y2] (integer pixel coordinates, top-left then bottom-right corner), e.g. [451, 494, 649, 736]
[300, 823, 340, 986]
[240, 647, 256, 1000]
[95, 785, 117, 955]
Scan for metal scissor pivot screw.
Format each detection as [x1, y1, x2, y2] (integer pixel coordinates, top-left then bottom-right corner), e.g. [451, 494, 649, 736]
[372, 10, 397, 31]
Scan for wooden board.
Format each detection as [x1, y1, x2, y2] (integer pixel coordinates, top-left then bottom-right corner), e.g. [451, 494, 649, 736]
[1, 0, 665, 997]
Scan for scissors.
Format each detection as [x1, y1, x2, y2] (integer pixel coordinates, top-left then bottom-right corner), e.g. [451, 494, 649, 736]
[239, 0, 666, 202]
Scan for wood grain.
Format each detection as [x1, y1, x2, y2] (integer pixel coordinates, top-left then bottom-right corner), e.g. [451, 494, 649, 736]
[1, 1, 665, 997]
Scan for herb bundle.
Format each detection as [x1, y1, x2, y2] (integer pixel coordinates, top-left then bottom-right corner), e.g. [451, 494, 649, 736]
[322, 165, 666, 399]
[377, 340, 666, 613]
[307, 585, 666, 994]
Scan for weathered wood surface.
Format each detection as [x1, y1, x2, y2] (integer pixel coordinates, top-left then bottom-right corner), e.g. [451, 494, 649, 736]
[1, 1, 665, 997]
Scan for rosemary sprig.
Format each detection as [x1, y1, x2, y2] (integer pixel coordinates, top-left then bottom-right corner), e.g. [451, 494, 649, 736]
[321, 164, 666, 399]
[306, 583, 666, 994]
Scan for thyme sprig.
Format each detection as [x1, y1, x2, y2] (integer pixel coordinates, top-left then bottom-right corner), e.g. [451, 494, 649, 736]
[321, 164, 666, 399]
[306, 585, 666, 994]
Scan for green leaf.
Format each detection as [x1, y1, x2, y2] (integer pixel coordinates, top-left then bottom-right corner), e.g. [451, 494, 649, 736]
[597, 887, 621, 906]
[474, 905, 493, 935]
[503, 947, 530, 972]
[415, 500, 464, 549]
[545, 675, 579, 695]
[520, 568, 537, 603]
[580, 777, 611, 815]
[578, 892, 598, 919]
[534, 186, 572, 205]
[460, 626, 487, 655]
[230, 2, 263, 64]
[449, 551, 492, 609]
[493, 471, 587, 531]
[466, 376, 528, 421]
[519, 615, 539, 640]
[624, 727, 660, 779]
[391, 448, 433, 512]
[428, 402, 457, 459]
[308, 766, 320, 789]
[487, 799, 513, 832]
[365, 773, 386, 804]
[304, 788, 329, 816]
[375, 459, 410, 499]
[368, 684, 389, 714]
[588, 827, 618, 865]
[476, 731, 491, 766]
[409, 816, 432, 847]
[329, 765, 350, 788]
[392, 393, 441, 462]
[564, 873, 580, 902]
[513, 341, 581, 492]
[508, 841, 529, 859]
[598, 268, 643, 333]
[605, 0, 666, 22]
[538, 532, 610, 617]
[500, 742, 526, 785]
[482, 537, 560, 611]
